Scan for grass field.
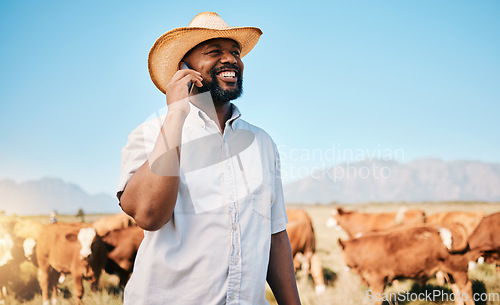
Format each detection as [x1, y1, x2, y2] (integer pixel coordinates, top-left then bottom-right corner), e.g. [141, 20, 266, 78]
[2, 202, 500, 304]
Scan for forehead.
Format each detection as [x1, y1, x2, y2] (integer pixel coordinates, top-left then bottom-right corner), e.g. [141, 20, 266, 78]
[185, 38, 240, 56]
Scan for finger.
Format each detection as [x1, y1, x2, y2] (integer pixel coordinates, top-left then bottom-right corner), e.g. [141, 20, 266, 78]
[171, 69, 201, 82]
[178, 74, 202, 87]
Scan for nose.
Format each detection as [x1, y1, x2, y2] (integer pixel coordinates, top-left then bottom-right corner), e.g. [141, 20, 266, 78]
[220, 51, 237, 64]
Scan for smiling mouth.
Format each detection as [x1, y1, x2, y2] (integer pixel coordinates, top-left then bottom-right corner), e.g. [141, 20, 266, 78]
[216, 70, 237, 82]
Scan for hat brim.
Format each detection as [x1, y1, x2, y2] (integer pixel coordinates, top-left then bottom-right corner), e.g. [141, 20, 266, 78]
[148, 26, 262, 94]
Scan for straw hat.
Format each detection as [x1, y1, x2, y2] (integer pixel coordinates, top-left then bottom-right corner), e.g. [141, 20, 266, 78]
[148, 12, 263, 94]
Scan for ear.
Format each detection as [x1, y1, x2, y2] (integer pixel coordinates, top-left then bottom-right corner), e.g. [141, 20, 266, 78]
[449, 223, 468, 252]
[178, 61, 185, 70]
[65, 233, 77, 242]
[102, 232, 119, 247]
[337, 208, 345, 215]
[338, 239, 345, 250]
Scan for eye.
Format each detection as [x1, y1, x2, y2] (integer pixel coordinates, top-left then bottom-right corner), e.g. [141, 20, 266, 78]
[206, 49, 221, 55]
[232, 50, 241, 57]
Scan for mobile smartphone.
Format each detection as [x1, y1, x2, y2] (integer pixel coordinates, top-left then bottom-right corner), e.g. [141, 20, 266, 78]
[181, 62, 194, 92]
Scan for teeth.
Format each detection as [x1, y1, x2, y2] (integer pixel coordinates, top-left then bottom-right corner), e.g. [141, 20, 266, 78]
[219, 71, 236, 78]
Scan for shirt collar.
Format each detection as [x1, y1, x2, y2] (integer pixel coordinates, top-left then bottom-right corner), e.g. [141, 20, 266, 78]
[227, 104, 242, 130]
[188, 102, 241, 130]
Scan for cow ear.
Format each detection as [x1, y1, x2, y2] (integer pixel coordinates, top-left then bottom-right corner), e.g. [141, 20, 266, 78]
[338, 239, 345, 250]
[337, 208, 345, 215]
[66, 233, 78, 242]
[103, 233, 119, 247]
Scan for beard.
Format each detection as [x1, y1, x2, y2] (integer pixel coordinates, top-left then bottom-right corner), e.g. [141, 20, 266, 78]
[198, 64, 243, 104]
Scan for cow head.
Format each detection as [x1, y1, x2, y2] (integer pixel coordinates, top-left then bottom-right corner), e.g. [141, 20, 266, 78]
[77, 227, 97, 259]
[337, 238, 355, 272]
[326, 208, 344, 229]
[438, 223, 468, 252]
[23, 238, 37, 261]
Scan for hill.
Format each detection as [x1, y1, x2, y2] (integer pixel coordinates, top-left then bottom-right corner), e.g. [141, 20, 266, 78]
[0, 177, 120, 216]
[283, 159, 500, 204]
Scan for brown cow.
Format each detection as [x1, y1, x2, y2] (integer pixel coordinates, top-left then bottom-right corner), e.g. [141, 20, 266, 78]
[327, 207, 426, 238]
[13, 219, 44, 266]
[338, 225, 474, 305]
[426, 211, 485, 238]
[36, 223, 108, 305]
[286, 209, 325, 293]
[92, 213, 136, 237]
[465, 212, 500, 267]
[426, 211, 486, 284]
[102, 226, 144, 288]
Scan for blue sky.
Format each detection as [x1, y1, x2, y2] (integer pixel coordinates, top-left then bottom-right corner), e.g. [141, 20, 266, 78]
[1, 0, 499, 196]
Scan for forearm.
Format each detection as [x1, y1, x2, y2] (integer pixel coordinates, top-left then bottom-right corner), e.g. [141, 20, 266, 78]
[267, 230, 301, 305]
[120, 108, 188, 231]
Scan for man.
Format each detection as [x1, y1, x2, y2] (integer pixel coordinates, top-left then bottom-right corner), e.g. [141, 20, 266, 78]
[117, 12, 301, 305]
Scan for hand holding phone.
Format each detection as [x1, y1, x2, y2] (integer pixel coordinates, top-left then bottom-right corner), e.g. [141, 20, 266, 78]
[166, 62, 201, 108]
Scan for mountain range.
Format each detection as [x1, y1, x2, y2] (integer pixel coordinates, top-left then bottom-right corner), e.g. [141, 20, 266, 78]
[1, 159, 500, 216]
[283, 159, 500, 204]
[0, 178, 120, 216]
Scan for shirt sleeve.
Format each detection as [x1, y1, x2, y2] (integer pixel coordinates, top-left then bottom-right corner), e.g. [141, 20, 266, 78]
[116, 118, 162, 200]
[270, 141, 288, 234]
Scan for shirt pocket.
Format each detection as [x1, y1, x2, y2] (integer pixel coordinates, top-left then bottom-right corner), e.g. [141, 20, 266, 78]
[251, 182, 273, 220]
[232, 134, 274, 220]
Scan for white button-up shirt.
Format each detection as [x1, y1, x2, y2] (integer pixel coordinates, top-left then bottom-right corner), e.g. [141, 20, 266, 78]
[118, 102, 287, 305]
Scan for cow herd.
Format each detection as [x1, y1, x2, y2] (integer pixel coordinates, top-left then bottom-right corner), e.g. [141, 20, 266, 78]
[0, 208, 499, 305]
[327, 208, 500, 305]
[0, 213, 142, 305]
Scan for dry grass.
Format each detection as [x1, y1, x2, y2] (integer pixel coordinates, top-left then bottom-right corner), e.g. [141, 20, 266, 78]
[3, 264, 123, 305]
[2, 202, 500, 304]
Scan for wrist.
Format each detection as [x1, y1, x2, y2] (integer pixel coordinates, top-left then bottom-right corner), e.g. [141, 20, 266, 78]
[167, 98, 190, 116]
